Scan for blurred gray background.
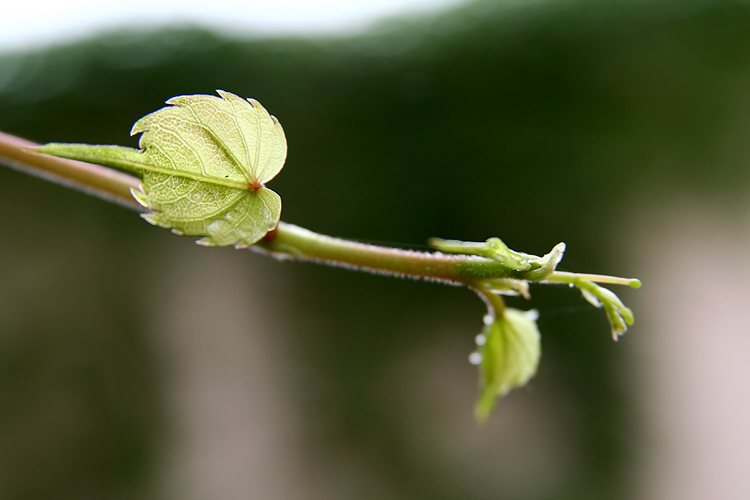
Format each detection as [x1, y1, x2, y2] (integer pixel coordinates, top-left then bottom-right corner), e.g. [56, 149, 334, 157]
[1, 0, 749, 498]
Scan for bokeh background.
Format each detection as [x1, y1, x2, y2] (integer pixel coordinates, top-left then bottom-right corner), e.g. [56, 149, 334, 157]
[1, 0, 749, 498]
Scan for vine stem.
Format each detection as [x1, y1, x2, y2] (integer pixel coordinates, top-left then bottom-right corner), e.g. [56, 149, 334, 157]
[546, 271, 642, 288]
[475, 287, 506, 320]
[0, 131, 640, 290]
[0, 131, 142, 211]
[257, 222, 515, 286]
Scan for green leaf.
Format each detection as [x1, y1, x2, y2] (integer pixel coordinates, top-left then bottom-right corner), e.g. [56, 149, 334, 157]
[575, 280, 635, 341]
[35, 90, 287, 247]
[473, 308, 541, 421]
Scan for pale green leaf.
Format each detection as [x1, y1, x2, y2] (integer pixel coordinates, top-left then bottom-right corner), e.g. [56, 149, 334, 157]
[574, 279, 635, 341]
[35, 90, 286, 247]
[474, 308, 541, 421]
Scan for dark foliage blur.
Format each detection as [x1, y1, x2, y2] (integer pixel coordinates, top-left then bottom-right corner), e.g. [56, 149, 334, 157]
[1, 0, 749, 498]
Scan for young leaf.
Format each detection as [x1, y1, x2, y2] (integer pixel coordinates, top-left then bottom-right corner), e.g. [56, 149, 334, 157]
[473, 308, 541, 421]
[575, 280, 635, 341]
[429, 237, 566, 281]
[35, 91, 287, 247]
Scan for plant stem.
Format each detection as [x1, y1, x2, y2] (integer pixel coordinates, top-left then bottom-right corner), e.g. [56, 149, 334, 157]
[0, 131, 639, 290]
[475, 287, 506, 319]
[257, 222, 524, 286]
[546, 271, 641, 288]
[0, 131, 142, 211]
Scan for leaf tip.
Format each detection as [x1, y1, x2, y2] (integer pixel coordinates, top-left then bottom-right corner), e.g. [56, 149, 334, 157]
[129, 187, 149, 208]
[474, 392, 496, 424]
[140, 213, 157, 225]
[196, 236, 216, 247]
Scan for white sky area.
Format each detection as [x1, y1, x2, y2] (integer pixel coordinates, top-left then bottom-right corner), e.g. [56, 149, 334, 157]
[1, 0, 467, 52]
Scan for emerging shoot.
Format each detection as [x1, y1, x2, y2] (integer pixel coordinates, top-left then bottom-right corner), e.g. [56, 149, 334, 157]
[1, 91, 640, 420]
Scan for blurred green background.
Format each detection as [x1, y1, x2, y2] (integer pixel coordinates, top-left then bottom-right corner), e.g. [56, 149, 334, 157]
[2, 0, 750, 499]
